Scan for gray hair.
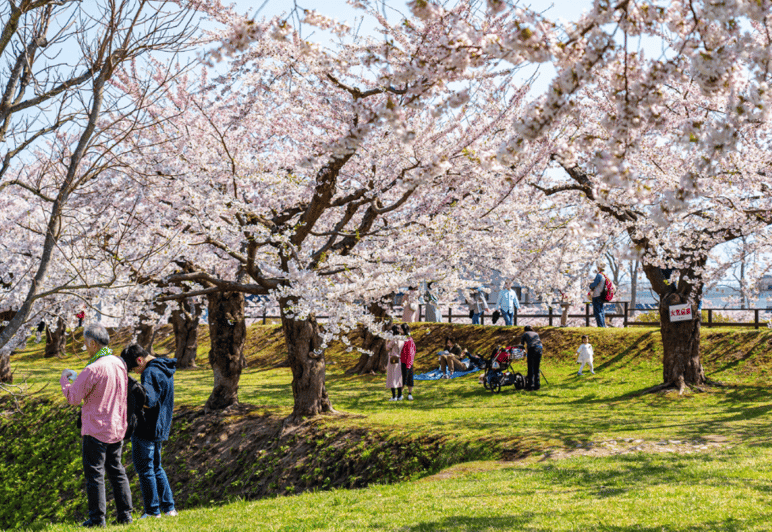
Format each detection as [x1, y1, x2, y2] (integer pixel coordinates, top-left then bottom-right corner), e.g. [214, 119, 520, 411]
[83, 323, 110, 346]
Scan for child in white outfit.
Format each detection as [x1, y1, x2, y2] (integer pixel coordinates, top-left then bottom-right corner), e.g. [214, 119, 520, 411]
[576, 335, 594, 375]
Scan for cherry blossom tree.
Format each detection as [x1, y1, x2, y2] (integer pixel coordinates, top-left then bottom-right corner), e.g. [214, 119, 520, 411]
[0, 0, 199, 380]
[106, 2, 587, 421]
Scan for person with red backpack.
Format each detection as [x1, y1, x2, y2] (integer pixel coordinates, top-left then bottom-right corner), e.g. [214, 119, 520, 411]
[588, 264, 609, 327]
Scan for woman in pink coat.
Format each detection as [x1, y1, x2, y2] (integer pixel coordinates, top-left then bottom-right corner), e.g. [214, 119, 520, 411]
[401, 287, 419, 323]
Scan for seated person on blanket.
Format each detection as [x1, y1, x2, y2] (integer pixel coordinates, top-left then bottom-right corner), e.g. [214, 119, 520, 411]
[438, 337, 485, 377]
[438, 337, 467, 378]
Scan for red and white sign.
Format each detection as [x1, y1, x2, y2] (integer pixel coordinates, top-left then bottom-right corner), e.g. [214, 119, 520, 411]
[669, 304, 693, 322]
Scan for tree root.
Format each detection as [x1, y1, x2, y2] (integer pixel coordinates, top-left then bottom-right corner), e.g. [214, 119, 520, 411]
[280, 408, 352, 437]
[636, 382, 677, 396]
[637, 379, 721, 396]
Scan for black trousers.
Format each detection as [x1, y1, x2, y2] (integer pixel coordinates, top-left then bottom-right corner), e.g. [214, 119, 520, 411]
[525, 346, 543, 390]
[82, 435, 133, 523]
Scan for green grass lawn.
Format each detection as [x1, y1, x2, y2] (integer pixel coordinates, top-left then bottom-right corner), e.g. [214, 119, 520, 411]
[5, 325, 772, 531]
[23, 446, 772, 531]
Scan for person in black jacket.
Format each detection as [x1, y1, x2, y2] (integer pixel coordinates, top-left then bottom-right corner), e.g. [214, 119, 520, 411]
[520, 326, 543, 391]
[120, 345, 178, 519]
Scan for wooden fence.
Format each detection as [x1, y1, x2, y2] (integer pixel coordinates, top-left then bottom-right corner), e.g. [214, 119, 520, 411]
[248, 302, 771, 329]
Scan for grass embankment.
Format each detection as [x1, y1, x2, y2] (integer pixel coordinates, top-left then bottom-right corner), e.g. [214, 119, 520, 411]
[3, 324, 772, 531]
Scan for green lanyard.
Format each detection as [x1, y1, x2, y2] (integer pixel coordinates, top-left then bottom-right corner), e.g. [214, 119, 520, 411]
[86, 346, 112, 366]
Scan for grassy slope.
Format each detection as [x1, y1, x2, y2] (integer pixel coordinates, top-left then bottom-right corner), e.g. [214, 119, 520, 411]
[4, 323, 772, 531]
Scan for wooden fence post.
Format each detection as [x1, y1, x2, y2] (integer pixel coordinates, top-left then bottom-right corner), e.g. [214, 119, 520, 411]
[448, 306, 453, 323]
[624, 301, 629, 328]
[548, 306, 553, 327]
[514, 307, 518, 327]
[708, 309, 713, 327]
[262, 308, 267, 325]
[755, 309, 759, 329]
[585, 303, 590, 327]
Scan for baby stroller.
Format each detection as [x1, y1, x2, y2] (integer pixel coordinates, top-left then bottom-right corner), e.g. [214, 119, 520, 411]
[481, 346, 526, 393]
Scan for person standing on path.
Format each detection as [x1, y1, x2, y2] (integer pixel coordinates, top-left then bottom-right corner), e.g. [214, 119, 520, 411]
[496, 282, 520, 326]
[467, 287, 489, 325]
[60, 324, 133, 527]
[423, 282, 442, 322]
[399, 323, 416, 400]
[120, 344, 178, 519]
[520, 325, 544, 391]
[588, 265, 607, 328]
[401, 287, 420, 323]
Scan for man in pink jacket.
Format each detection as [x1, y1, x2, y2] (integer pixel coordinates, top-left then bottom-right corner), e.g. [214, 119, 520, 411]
[61, 323, 133, 527]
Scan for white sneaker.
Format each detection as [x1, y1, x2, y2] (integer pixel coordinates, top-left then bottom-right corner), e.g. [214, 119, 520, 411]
[140, 514, 161, 519]
[165, 510, 178, 517]
[397, 396, 404, 401]
[590, 371, 595, 374]
[577, 372, 583, 376]
[407, 394, 414, 401]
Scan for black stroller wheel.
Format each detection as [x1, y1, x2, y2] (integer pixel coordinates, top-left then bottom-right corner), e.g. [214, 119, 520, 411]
[483, 373, 490, 390]
[489, 374, 501, 393]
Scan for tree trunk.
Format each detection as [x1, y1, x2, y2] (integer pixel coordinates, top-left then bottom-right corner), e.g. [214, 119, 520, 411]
[658, 292, 706, 390]
[136, 303, 166, 354]
[0, 311, 16, 382]
[44, 317, 67, 358]
[0, 351, 11, 383]
[205, 291, 246, 411]
[280, 300, 334, 424]
[643, 265, 706, 391]
[347, 303, 392, 375]
[171, 299, 201, 369]
[629, 259, 639, 315]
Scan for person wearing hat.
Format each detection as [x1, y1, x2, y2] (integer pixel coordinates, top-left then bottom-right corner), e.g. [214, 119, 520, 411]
[120, 344, 178, 519]
[60, 324, 133, 527]
[467, 287, 489, 325]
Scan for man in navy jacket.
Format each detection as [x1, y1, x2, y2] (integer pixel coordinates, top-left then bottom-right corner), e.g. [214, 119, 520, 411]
[120, 345, 178, 519]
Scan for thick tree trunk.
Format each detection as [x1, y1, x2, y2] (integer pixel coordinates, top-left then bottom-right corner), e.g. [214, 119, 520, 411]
[658, 292, 706, 391]
[44, 317, 67, 358]
[0, 351, 11, 383]
[205, 291, 246, 411]
[281, 301, 334, 424]
[642, 264, 706, 392]
[171, 299, 201, 369]
[347, 303, 392, 375]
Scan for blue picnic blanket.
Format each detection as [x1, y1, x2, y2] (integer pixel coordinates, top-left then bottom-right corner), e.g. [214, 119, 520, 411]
[414, 359, 482, 381]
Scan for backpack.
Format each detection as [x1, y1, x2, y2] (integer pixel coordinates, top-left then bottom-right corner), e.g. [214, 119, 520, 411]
[125, 375, 147, 441]
[601, 274, 615, 302]
[76, 375, 147, 440]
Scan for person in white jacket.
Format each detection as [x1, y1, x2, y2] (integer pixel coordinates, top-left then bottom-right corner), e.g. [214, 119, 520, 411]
[576, 335, 594, 375]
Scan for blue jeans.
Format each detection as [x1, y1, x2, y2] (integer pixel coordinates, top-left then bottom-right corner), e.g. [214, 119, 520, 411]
[132, 437, 175, 515]
[502, 310, 514, 326]
[472, 312, 482, 324]
[592, 297, 606, 327]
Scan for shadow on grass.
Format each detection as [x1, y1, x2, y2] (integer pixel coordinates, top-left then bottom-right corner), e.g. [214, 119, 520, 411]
[400, 512, 757, 532]
[399, 515, 531, 532]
